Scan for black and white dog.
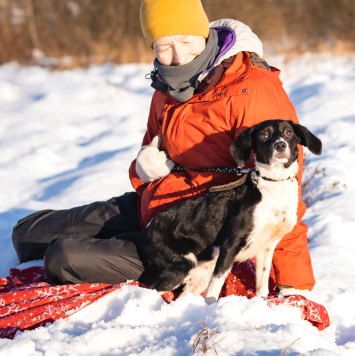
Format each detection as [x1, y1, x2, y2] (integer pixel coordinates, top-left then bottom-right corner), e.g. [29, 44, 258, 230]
[129, 120, 322, 304]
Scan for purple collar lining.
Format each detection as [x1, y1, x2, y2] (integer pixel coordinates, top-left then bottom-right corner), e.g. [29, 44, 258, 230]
[200, 26, 236, 76]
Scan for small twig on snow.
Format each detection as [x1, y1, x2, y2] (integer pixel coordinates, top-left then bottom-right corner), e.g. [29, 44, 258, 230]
[193, 322, 218, 354]
[280, 337, 301, 355]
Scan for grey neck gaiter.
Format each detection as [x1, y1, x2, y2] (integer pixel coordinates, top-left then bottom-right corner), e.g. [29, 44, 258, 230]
[153, 29, 220, 103]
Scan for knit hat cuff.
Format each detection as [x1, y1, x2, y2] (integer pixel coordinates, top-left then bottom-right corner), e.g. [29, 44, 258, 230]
[144, 21, 209, 46]
[140, 0, 210, 47]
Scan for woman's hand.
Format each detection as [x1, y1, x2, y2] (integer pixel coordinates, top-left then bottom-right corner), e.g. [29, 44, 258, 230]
[135, 135, 175, 183]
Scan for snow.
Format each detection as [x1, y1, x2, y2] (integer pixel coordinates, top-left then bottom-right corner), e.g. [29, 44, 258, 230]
[1, 52, 355, 355]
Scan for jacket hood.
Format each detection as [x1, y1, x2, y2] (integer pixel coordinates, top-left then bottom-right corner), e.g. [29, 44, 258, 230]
[197, 19, 263, 84]
[211, 19, 263, 60]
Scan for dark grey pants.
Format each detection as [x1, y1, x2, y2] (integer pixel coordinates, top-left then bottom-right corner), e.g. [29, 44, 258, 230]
[12, 193, 152, 285]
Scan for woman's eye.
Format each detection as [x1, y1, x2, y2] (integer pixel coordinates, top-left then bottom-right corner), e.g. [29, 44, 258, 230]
[260, 132, 270, 141]
[157, 46, 171, 53]
[284, 129, 293, 138]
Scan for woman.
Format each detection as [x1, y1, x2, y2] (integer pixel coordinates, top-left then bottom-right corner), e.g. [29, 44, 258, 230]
[12, 0, 315, 296]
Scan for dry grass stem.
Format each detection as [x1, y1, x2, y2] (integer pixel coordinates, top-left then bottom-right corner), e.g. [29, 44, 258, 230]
[193, 322, 218, 354]
[280, 337, 301, 355]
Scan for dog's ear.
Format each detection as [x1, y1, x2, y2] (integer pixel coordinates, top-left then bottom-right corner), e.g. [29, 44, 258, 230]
[230, 127, 254, 167]
[290, 122, 322, 155]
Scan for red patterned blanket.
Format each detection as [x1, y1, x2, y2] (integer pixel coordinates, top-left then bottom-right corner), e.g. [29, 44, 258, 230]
[0, 261, 330, 339]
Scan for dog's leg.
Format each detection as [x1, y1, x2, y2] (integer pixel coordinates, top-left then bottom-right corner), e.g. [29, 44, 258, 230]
[181, 247, 220, 296]
[204, 269, 230, 304]
[204, 247, 236, 304]
[255, 241, 279, 297]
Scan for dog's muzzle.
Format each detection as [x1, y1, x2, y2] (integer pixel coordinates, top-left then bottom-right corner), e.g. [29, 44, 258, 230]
[274, 141, 287, 152]
[272, 140, 290, 161]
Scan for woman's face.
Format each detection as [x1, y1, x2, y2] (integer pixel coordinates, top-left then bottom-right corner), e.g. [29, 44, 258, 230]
[153, 35, 206, 66]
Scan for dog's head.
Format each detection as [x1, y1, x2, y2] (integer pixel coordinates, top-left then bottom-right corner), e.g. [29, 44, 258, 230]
[230, 120, 322, 168]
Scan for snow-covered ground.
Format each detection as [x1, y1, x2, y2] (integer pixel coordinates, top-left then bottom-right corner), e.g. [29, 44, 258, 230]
[0, 52, 355, 355]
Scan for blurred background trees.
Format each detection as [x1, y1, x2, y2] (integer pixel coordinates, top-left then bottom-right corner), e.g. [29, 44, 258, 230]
[0, 0, 354, 68]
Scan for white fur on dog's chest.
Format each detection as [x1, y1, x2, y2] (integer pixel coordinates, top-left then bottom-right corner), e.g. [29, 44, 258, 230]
[236, 176, 299, 262]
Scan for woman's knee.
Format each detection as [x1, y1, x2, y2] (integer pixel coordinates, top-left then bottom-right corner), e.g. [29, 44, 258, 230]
[12, 209, 55, 262]
[44, 238, 78, 284]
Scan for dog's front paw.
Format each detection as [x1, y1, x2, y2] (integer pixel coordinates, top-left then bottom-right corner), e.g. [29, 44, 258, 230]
[204, 295, 218, 305]
[255, 287, 269, 298]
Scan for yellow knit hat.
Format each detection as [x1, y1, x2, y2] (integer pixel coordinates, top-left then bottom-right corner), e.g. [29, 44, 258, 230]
[140, 0, 210, 47]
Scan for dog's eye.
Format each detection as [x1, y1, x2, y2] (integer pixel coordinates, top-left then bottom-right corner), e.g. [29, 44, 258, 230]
[260, 131, 270, 141]
[284, 129, 293, 138]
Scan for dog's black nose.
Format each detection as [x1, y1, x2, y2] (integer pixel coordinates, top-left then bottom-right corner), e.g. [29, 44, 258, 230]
[274, 141, 287, 152]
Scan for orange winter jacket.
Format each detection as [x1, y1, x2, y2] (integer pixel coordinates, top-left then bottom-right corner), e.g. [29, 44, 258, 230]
[129, 52, 315, 290]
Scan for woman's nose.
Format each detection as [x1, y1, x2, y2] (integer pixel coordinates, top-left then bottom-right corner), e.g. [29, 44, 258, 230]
[171, 49, 186, 66]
